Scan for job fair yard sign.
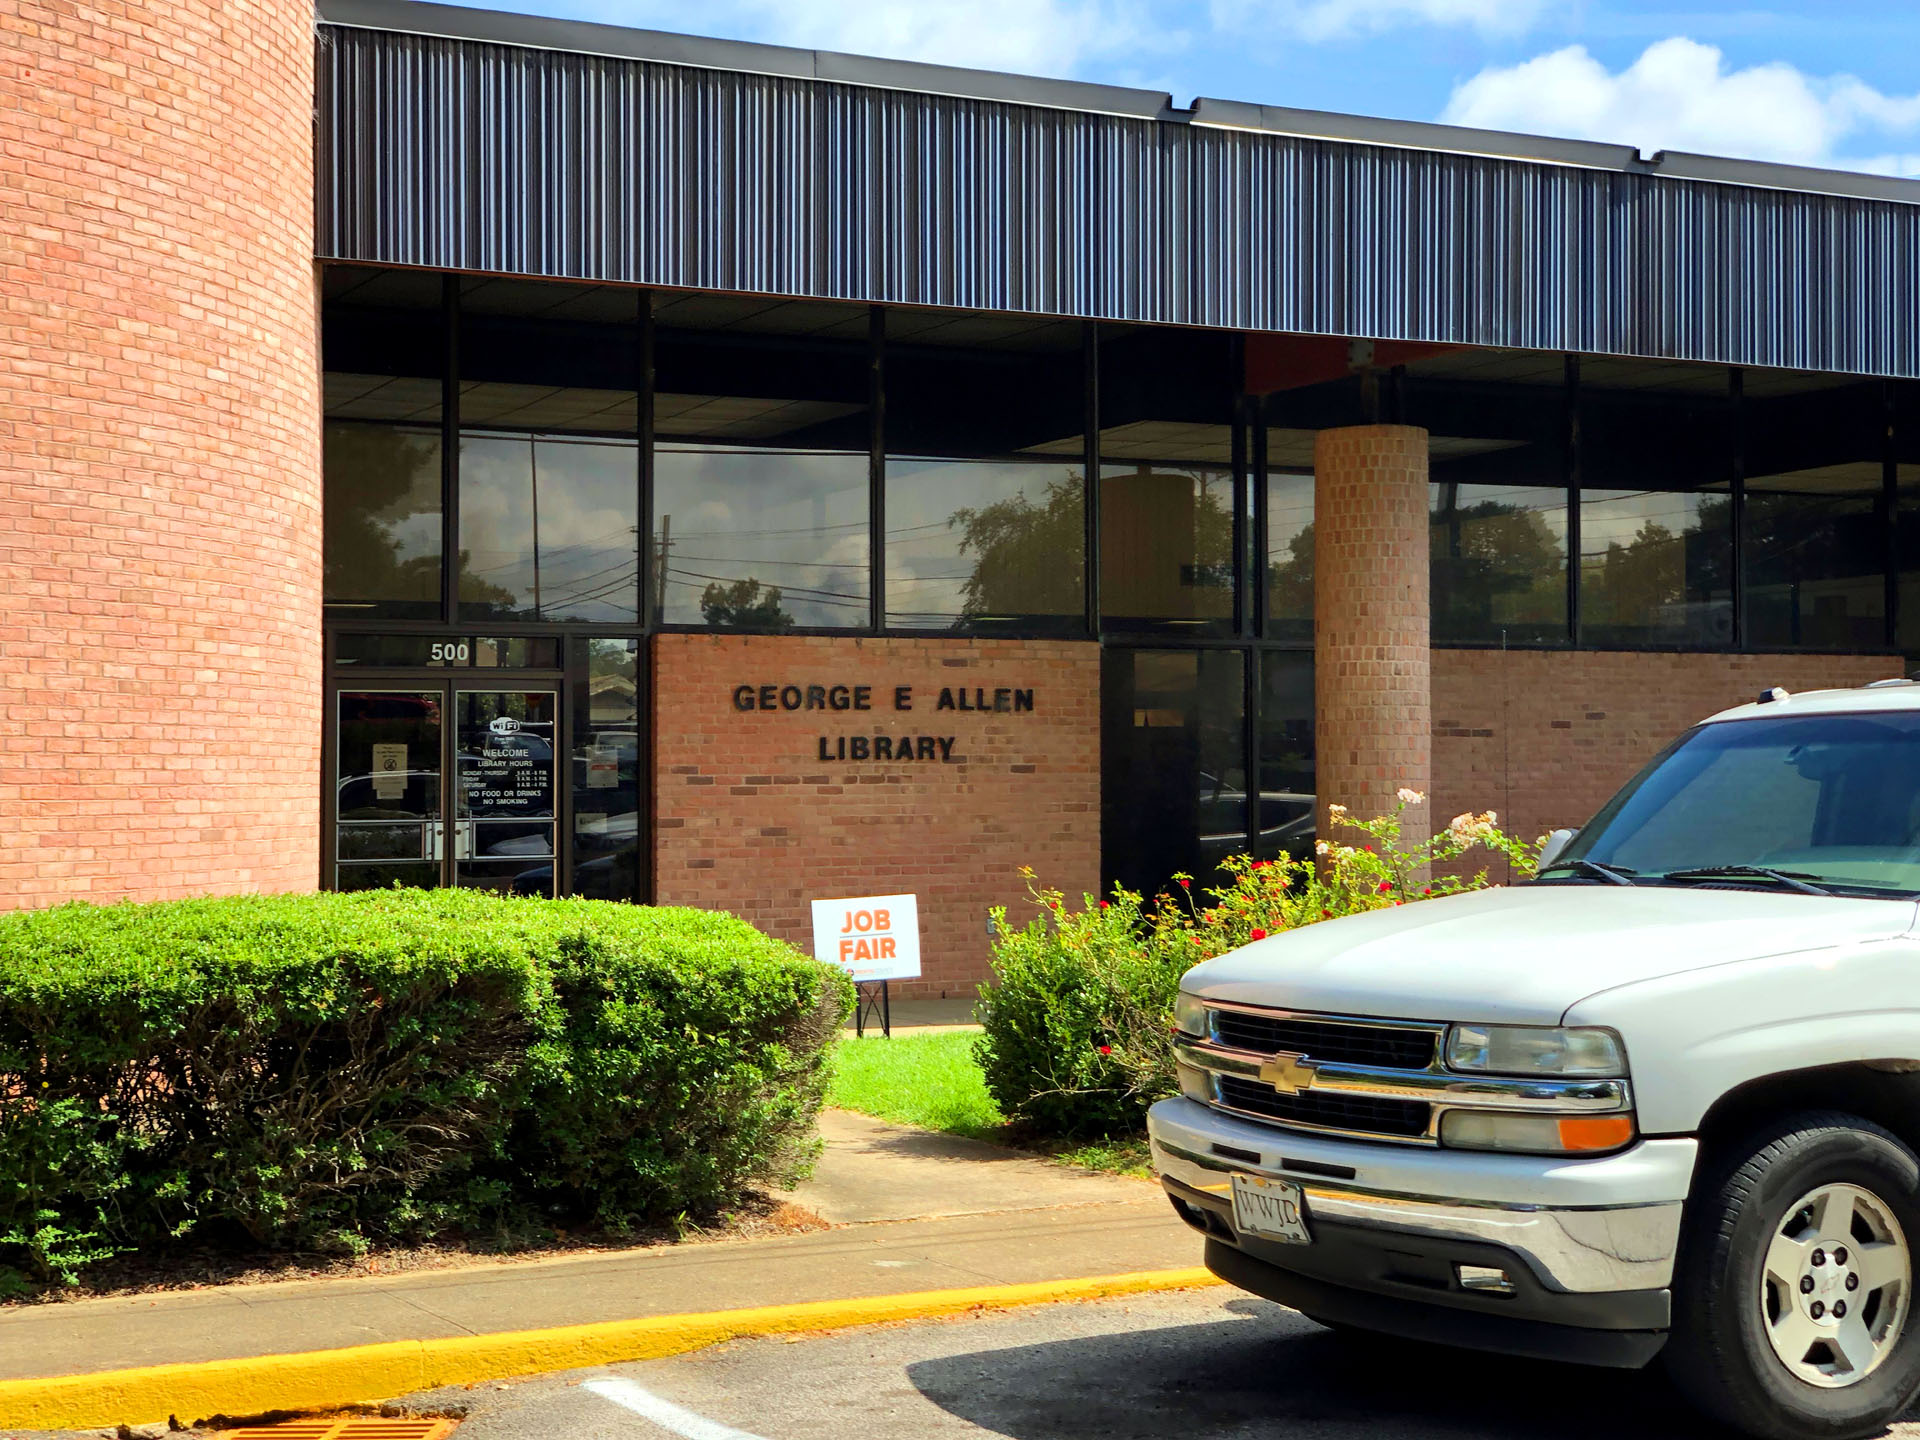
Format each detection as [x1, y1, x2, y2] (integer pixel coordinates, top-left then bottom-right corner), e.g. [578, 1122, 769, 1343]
[811, 893, 921, 984]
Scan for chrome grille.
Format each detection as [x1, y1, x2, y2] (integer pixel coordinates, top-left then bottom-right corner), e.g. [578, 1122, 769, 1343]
[1216, 1075, 1432, 1139]
[1210, 1011, 1436, 1070]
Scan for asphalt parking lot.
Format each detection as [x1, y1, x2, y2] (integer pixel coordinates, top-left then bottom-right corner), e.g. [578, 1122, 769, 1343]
[413, 1287, 1920, 1440]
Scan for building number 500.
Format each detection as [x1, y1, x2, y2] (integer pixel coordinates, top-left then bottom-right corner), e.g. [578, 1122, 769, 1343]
[431, 643, 470, 664]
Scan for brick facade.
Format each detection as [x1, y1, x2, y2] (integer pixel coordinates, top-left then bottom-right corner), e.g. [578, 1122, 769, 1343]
[1432, 649, 1897, 874]
[1314, 425, 1432, 844]
[652, 634, 1101, 999]
[0, 1, 322, 907]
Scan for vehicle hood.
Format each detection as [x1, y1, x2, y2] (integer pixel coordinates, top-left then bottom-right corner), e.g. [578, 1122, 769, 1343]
[1184, 884, 1918, 1026]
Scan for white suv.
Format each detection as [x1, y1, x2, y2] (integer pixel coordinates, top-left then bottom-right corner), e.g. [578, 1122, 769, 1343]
[1149, 681, 1920, 1440]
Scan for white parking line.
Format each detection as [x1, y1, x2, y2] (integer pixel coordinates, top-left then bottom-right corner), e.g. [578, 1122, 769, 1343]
[583, 1377, 775, 1440]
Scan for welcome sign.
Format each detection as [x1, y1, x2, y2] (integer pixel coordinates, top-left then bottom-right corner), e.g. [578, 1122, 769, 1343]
[810, 893, 922, 983]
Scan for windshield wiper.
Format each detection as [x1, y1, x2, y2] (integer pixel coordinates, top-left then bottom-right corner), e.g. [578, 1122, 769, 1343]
[1660, 865, 1836, 897]
[1538, 858, 1637, 886]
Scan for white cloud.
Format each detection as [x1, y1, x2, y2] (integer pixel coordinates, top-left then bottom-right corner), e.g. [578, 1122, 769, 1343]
[1214, 0, 1544, 43]
[1441, 36, 1920, 174]
[569, 0, 1158, 77]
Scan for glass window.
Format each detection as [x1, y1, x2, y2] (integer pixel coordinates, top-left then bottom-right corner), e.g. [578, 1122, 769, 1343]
[885, 341, 1087, 632]
[654, 323, 871, 629]
[1578, 390, 1734, 648]
[323, 422, 445, 620]
[1579, 488, 1733, 647]
[1265, 470, 1314, 642]
[458, 433, 641, 622]
[1744, 381, 1887, 651]
[453, 278, 642, 624]
[1256, 651, 1315, 863]
[571, 637, 644, 904]
[322, 270, 446, 620]
[1099, 328, 1239, 632]
[1430, 483, 1569, 645]
[1100, 463, 1236, 627]
[1746, 474, 1884, 650]
[1101, 648, 1247, 899]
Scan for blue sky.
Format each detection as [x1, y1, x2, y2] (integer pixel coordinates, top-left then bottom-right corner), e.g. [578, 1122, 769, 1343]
[476, 0, 1920, 175]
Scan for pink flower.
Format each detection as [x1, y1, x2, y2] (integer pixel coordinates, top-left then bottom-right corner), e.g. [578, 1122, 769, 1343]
[1249, 928, 1267, 941]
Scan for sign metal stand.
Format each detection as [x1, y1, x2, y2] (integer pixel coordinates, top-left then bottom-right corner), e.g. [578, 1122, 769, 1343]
[854, 980, 892, 1039]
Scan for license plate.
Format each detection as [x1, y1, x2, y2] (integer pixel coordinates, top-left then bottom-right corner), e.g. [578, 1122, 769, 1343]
[1230, 1173, 1312, 1245]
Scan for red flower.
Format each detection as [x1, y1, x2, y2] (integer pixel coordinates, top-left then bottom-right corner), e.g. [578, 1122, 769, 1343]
[1097, 1044, 1112, 1055]
[1099, 900, 1109, 910]
[1322, 908, 1332, 918]
[1252, 860, 1269, 870]
[1178, 878, 1190, 889]
[1377, 881, 1392, 894]
[1249, 927, 1267, 941]
[1423, 887, 1432, 896]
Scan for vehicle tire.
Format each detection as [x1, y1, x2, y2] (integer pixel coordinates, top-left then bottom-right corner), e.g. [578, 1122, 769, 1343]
[1665, 1111, 1920, 1440]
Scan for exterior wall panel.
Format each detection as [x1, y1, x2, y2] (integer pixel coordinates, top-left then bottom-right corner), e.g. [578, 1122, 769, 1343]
[317, 24, 1920, 377]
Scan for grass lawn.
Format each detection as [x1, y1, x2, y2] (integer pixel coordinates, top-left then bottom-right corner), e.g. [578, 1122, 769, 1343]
[829, 1030, 1151, 1176]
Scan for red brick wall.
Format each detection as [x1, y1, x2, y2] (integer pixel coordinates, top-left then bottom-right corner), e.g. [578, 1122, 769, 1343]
[652, 635, 1101, 999]
[1315, 425, 1432, 845]
[0, 1, 321, 906]
[1432, 650, 1896, 872]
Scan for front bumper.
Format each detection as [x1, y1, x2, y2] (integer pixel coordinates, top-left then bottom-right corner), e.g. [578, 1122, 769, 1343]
[1149, 1098, 1698, 1366]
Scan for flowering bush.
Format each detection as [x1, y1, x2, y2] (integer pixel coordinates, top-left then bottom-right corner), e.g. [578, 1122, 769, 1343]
[974, 793, 1538, 1138]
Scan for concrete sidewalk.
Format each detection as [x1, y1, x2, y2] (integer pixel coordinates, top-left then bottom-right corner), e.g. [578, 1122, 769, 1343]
[0, 1112, 1182, 1384]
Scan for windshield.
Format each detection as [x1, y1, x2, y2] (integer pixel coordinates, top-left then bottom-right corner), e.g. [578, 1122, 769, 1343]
[1551, 711, 1920, 896]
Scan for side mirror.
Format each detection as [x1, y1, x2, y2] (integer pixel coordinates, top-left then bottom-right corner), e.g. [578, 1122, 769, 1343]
[1537, 828, 1578, 872]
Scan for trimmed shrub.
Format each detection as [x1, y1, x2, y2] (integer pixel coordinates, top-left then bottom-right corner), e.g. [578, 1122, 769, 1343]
[976, 794, 1537, 1139]
[0, 890, 851, 1291]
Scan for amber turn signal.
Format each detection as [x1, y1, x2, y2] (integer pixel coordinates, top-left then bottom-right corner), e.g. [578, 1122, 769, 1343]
[1557, 1115, 1637, 1152]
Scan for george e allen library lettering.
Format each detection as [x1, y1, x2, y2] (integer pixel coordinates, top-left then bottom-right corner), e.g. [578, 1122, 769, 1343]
[6, 0, 1920, 995]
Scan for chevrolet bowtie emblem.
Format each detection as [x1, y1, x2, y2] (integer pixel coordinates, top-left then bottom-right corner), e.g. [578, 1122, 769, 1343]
[1259, 1051, 1318, 1095]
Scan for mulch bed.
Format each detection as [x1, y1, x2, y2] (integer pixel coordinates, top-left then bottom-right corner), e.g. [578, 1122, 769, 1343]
[3, 1193, 828, 1307]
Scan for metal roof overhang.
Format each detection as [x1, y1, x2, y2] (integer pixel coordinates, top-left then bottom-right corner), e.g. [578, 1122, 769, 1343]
[314, 0, 1920, 379]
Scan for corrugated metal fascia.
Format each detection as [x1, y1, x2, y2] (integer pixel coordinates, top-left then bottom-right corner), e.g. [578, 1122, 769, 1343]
[314, 25, 1920, 380]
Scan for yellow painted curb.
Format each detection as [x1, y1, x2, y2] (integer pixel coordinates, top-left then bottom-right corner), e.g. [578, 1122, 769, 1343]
[0, 1267, 1223, 1430]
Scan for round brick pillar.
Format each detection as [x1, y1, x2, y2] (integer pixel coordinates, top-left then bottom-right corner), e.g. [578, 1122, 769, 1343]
[0, 2, 321, 906]
[1314, 425, 1432, 847]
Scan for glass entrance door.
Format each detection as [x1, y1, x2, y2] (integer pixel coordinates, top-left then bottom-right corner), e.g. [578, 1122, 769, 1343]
[452, 688, 558, 893]
[331, 683, 560, 896]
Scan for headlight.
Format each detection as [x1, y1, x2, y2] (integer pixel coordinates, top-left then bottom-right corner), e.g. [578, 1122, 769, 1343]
[1441, 1110, 1637, 1155]
[1445, 1024, 1625, 1078]
[1174, 991, 1211, 1038]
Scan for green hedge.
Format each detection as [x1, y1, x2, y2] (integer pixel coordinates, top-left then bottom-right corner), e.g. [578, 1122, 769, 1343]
[0, 890, 852, 1292]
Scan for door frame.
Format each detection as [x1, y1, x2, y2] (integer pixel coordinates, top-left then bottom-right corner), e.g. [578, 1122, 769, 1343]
[324, 661, 569, 895]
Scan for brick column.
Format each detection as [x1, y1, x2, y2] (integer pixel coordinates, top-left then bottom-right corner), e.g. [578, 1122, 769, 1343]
[0, 2, 321, 906]
[1314, 425, 1431, 846]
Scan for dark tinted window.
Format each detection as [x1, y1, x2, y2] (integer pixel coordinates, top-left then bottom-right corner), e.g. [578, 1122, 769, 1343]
[1256, 651, 1315, 863]
[885, 340, 1087, 632]
[653, 310, 871, 630]
[1430, 483, 1569, 645]
[322, 270, 446, 619]
[455, 279, 641, 623]
[572, 637, 644, 903]
[458, 434, 640, 622]
[1579, 389, 1734, 647]
[1101, 647, 1247, 898]
[1744, 383, 1886, 650]
[1099, 329, 1239, 632]
[1265, 469, 1313, 642]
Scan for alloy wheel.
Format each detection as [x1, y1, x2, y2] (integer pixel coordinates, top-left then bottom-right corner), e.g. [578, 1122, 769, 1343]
[1760, 1182, 1912, 1388]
